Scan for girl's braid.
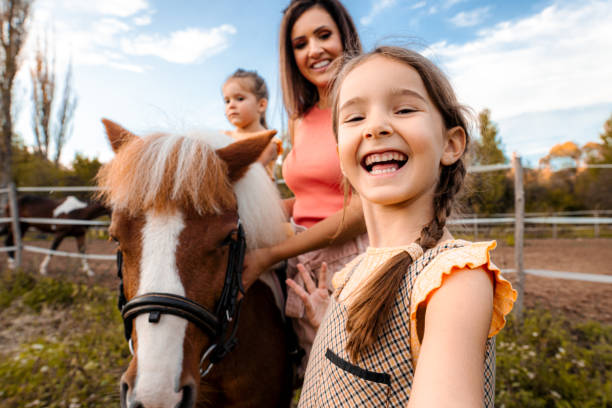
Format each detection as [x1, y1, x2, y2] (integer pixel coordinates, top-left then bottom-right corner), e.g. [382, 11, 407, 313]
[418, 160, 467, 250]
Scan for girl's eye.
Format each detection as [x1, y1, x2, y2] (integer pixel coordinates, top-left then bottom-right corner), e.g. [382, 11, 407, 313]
[345, 115, 364, 123]
[397, 108, 416, 115]
[293, 41, 306, 50]
[319, 31, 331, 40]
[224, 99, 230, 104]
[237, 96, 244, 101]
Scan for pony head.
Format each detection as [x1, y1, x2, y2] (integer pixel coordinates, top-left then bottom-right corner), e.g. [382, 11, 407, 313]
[98, 119, 287, 408]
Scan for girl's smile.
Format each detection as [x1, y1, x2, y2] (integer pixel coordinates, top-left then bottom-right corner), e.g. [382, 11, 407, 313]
[361, 150, 408, 176]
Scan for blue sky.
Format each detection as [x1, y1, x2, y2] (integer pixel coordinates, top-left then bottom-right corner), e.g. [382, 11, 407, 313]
[14, 0, 612, 167]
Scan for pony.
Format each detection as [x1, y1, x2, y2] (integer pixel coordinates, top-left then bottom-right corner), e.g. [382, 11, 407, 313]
[97, 119, 293, 408]
[1, 195, 110, 275]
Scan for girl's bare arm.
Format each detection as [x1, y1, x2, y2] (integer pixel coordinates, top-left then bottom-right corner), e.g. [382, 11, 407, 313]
[407, 266, 494, 407]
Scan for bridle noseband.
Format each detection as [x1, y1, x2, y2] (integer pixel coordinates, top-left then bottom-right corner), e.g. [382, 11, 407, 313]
[116, 221, 246, 377]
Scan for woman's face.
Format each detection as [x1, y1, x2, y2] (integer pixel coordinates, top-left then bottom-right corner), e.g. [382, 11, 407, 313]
[291, 6, 343, 95]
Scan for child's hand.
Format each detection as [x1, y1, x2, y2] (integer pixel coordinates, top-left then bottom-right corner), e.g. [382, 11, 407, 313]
[286, 263, 330, 329]
[257, 141, 279, 166]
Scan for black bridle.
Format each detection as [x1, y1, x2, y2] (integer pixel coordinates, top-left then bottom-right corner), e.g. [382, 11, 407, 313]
[116, 221, 246, 377]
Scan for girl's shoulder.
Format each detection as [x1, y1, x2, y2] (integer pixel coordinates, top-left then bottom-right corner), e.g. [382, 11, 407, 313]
[408, 239, 517, 336]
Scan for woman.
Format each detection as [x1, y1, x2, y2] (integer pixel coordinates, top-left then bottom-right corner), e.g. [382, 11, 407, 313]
[243, 0, 365, 379]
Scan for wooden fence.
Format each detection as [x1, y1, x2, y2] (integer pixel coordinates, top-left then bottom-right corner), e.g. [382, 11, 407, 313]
[1, 158, 611, 318]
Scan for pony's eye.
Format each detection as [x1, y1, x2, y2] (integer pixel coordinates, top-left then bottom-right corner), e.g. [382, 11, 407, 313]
[109, 235, 119, 244]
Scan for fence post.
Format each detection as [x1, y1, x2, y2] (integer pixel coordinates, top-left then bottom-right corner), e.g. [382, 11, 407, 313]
[512, 153, 525, 320]
[8, 182, 21, 269]
[594, 210, 599, 238]
[552, 212, 557, 239]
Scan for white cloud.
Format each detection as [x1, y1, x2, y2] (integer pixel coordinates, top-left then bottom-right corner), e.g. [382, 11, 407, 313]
[95, 0, 149, 17]
[449, 6, 491, 27]
[360, 0, 398, 26]
[133, 14, 153, 26]
[48, 0, 150, 17]
[412, 2, 427, 10]
[120, 25, 237, 64]
[426, 0, 612, 120]
[443, 0, 465, 10]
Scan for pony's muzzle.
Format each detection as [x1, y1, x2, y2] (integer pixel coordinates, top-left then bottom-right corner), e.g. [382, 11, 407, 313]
[120, 377, 196, 408]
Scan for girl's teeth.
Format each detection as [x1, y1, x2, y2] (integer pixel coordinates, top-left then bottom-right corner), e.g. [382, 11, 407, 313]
[313, 60, 329, 69]
[370, 167, 397, 175]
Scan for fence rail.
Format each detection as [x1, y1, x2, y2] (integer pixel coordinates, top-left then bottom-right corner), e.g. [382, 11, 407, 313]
[1, 167, 611, 307]
[18, 217, 110, 226]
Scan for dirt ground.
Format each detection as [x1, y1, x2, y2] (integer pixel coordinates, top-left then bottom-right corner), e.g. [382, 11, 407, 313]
[2, 237, 611, 324]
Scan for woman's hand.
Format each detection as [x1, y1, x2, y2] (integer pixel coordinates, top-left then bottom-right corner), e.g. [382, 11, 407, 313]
[286, 263, 330, 329]
[242, 247, 275, 291]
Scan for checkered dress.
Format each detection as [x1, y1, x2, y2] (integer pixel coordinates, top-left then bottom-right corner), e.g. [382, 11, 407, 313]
[298, 241, 499, 407]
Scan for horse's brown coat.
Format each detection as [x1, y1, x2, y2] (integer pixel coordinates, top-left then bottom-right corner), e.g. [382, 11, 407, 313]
[100, 120, 292, 408]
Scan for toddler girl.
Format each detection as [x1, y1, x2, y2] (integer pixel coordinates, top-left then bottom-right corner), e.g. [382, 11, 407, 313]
[222, 68, 282, 178]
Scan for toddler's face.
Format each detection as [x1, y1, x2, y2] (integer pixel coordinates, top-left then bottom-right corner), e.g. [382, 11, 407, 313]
[222, 79, 264, 129]
[336, 55, 450, 208]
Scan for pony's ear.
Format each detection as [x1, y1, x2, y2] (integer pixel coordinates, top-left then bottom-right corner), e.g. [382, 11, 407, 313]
[216, 129, 277, 182]
[101, 118, 138, 153]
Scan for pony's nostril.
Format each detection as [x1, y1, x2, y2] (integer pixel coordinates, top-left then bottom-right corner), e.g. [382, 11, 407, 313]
[120, 381, 129, 408]
[177, 384, 196, 408]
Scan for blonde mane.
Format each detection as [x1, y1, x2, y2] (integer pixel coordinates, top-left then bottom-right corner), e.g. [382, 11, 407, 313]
[97, 131, 287, 249]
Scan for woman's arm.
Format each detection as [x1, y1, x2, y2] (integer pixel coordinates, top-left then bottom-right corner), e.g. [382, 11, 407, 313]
[407, 267, 494, 408]
[283, 197, 295, 218]
[242, 194, 366, 289]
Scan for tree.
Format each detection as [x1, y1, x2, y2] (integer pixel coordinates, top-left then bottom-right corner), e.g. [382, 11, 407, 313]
[462, 109, 512, 215]
[539, 141, 581, 170]
[472, 108, 507, 166]
[30, 34, 77, 165]
[575, 113, 612, 209]
[0, 0, 32, 200]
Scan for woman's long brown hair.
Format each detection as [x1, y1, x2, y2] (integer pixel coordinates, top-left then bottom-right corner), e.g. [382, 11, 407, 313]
[279, 0, 362, 119]
[330, 47, 472, 362]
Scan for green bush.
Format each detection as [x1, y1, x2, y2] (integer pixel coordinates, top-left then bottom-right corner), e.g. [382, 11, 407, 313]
[496, 309, 612, 407]
[0, 269, 36, 308]
[21, 278, 76, 312]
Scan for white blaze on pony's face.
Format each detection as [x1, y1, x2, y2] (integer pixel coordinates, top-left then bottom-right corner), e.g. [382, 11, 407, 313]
[98, 119, 288, 408]
[131, 210, 187, 407]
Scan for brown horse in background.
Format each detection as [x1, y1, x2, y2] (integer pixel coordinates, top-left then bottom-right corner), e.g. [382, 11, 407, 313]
[97, 119, 292, 408]
[1, 195, 110, 275]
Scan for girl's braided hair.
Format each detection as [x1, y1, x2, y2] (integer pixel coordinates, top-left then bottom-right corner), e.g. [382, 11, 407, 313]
[330, 46, 471, 362]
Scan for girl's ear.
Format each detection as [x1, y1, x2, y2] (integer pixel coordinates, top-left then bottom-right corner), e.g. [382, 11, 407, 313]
[257, 98, 268, 115]
[441, 126, 466, 166]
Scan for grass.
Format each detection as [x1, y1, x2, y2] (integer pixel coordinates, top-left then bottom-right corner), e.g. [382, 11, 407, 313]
[1, 267, 610, 407]
[0, 269, 129, 408]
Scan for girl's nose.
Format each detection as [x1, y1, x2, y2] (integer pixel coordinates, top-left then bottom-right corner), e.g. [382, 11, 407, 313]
[363, 122, 393, 139]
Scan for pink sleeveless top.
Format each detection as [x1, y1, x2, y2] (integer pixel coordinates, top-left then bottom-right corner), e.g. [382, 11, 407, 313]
[282, 106, 344, 228]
